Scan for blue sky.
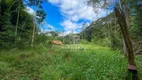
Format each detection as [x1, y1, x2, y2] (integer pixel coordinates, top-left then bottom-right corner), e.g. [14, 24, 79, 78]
[26, 0, 114, 35]
[41, 2, 64, 31]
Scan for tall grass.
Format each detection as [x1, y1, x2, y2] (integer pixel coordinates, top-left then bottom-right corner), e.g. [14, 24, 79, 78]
[135, 55, 142, 79]
[0, 45, 141, 80]
[39, 49, 127, 80]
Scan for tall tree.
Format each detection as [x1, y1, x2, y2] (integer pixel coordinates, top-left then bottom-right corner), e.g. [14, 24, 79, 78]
[24, 0, 46, 47]
[88, 0, 139, 79]
[31, 0, 41, 47]
[114, 0, 139, 79]
[0, 0, 37, 48]
[119, 0, 128, 57]
[15, 0, 20, 44]
[114, 7, 139, 80]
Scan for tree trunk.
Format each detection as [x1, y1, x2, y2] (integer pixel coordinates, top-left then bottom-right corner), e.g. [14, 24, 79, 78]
[31, 0, 41, 47]
[15, 1, 20, 44]
[124, 0, 130, 27]
[0, 0, 1, 15]
[119, 0, 124, 12]
[114, 7, 139, 80]
[31, 19, 36, 47]
[119, 0, 128, 57]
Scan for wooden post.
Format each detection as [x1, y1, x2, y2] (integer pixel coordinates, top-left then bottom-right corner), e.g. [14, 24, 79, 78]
[114, 7, 139, 80]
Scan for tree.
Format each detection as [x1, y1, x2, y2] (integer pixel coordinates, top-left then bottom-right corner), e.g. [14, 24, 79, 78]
[114, 1, 139, 79]
[24, 0, 46, 47]
[114, 7, 139, 80]
[88, 0, 139, 79]
[24, 0, 46, 24]
[50, 31, 58, 39]
[0, 0, 36, 48]
[129, 1, 142, 55]
[118, 0, 128, 57]
[15, 0, 21, 44]
[131, 2, 142, 40]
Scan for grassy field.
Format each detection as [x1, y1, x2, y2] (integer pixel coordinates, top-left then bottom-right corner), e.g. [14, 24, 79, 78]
[0, 44, 141, 80]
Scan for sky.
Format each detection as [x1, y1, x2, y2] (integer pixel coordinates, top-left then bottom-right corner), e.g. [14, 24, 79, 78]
[26, 0, 115, 36]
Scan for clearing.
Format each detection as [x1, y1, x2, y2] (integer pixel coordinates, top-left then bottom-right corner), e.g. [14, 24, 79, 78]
[0, 44, 141, 80]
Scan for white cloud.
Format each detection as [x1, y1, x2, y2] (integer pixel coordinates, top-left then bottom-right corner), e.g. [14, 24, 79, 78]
[48, 0, 60, 5]
[59, 0, 97, 21]
[26, 7, 35, 15]
[40, 21, 56, 33]
[61, 20, 81, 31]
[48, 0, 112, 35]
[25, 6, 57, 34]
[59, 30, 71, 36]
[59, 30, 80, 36]
[61, 20, 84, 36]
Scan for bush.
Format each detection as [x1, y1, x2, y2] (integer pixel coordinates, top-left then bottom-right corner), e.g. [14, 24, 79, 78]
[80, 39, 90, 44]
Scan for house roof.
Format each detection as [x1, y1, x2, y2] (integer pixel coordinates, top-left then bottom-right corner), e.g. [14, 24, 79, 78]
[51, 40, 62, 45]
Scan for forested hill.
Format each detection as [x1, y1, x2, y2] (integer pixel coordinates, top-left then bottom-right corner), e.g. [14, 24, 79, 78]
[80, 12, 117, 42]
[80, 10, 142, 52]
[79, 12, 121, 49]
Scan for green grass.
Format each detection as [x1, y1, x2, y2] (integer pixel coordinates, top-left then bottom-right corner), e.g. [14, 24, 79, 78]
[0, 44, 141, 80]
[135, 55, 142, 80]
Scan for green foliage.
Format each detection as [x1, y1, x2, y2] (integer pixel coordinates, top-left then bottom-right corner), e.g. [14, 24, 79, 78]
[80, 12, 123, 50]
[135, 55, 142, 79]
[80, 39, 90, 44]
[36, 10, 46, 24]
[25, 0, 46, 24]
[0, 0, 32, 48]
[130, 3, 142, 40]
[35, 33, 53, 48]
[49, 31, 59, 39]
[62, 34, 80, 44]
[0, 45, 130, 80]
[62, 35, 72, 44]
[0, 0, 46, 49]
